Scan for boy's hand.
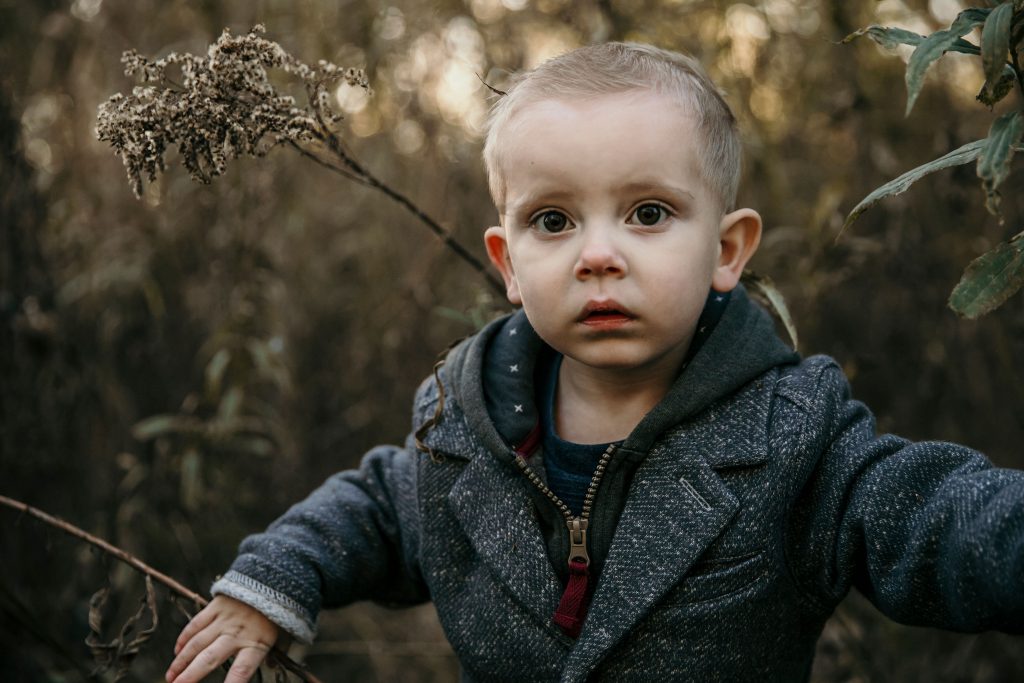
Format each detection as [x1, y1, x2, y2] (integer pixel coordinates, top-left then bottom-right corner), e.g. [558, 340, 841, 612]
[165, 594, 280, 683]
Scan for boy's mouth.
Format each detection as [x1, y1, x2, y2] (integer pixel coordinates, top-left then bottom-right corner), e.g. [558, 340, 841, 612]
[578, 301, 635, 326]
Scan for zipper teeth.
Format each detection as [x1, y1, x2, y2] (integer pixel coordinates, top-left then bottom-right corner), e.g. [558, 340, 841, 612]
[514, 457, 572, 521]
[514, 443, 618, 523]
[579, 444, 616, 519]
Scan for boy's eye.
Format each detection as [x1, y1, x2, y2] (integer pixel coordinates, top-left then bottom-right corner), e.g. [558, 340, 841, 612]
[532, 210, 571, 234]
[631, 203, 669, 226]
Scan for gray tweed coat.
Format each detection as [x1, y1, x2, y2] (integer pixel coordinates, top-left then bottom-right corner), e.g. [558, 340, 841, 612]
[213, 287, 1024, 681]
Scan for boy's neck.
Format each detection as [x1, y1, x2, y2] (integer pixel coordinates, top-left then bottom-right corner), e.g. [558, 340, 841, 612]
[554, 351, 686, 445]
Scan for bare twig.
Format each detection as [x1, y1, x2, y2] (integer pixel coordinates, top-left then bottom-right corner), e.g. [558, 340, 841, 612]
[0, 494, 203, 606]
[475, 71, 507, 97]
[303, 107, 505, 295]
[0, 493, 324, 683]
[286, 140, 375, 189]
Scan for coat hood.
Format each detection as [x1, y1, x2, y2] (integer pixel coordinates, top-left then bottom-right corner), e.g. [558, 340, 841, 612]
[441, 284, 799, 463]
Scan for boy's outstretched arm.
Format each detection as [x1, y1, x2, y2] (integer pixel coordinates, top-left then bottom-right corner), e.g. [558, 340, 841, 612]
[784, 357, 1024, 631]
[165, 595, 279, 683]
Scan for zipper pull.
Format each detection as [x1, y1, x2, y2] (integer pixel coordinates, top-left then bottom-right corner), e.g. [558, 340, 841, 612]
[554, 518, 591, 638]
[567, 518, 589, 567]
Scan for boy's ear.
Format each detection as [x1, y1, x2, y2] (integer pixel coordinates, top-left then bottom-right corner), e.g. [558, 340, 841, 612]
[712, 208, 762, 292]
[484, 226, 523, 305]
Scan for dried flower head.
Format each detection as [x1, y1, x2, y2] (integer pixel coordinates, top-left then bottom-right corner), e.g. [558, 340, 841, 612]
[96, 24, 369, 197]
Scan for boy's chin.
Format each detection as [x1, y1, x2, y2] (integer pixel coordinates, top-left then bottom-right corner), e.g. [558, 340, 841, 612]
[559, 343, 692, 377]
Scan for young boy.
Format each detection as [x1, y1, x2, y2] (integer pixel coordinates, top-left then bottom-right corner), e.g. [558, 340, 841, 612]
[166, 43, 1024, 682]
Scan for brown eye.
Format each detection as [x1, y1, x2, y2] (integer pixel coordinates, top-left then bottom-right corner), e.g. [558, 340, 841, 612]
[633, 204, 667, 226]
[535, 211, 570, 233]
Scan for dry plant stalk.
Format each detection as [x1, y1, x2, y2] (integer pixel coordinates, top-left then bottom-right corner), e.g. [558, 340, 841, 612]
[0, 494, 323, 683]
[96, 24, 504, 294]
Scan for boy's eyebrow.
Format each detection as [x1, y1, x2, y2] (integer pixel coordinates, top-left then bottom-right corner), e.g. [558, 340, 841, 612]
[506, 183, 695, 216]
[506, 190, 575, 216]
[617, 181, 696, 201]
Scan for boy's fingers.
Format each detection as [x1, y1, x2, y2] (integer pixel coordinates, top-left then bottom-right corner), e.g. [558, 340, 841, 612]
[171, 634, 239, 683]
[174, 606, 216, 654]
[166, 627, 220, 682]
[224, 647, 271, 683]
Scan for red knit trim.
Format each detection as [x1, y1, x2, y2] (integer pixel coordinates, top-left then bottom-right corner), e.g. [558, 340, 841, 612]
[553, 558, 590, 638]
[514, 422, 542, 458]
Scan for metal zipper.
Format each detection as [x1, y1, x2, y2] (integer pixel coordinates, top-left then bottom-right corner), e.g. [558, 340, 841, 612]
[513, 443, 617, 568]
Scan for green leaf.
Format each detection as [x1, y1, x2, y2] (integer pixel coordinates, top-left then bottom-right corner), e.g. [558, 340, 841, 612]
[959, 8, 992, 21]
[905, 10, 989, 115]
[217, 385, 244, 421]
[841, 25, 981, 55]
[977, 68, 1016, 107]
[204, 348, 231, 397]
[230, 436, 276, 457]
[843, 139, 986, 232]
[949, 232, 1024, 318]
[741, 271, 798, 351]
[132, 414, 201, 440]
[180, 447, 202, 511]
[977, 111, 1024, 214]
[840, 25, 924, 48]
[981, 2, 1014, 97]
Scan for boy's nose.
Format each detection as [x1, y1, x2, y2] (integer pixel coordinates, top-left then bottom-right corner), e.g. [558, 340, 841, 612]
[575, 231, 628, 280]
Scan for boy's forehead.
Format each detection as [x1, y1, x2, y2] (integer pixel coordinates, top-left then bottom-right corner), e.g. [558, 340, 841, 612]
[497, 93, 703, 187]
[507, 88, 694, 127]
[496, 91, 700, 166]
[491, 94, 708, 219]
[487, 90, 712, 211]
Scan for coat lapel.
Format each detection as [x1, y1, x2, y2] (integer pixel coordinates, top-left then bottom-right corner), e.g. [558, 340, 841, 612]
[562, 378, 774, 679]
[447, 450, 566, 633]
[562, 434, 741, 678]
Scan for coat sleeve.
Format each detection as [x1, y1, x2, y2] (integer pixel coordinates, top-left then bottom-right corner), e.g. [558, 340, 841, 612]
[210, 384, 434, 643]
[782, 356, 1024, 633]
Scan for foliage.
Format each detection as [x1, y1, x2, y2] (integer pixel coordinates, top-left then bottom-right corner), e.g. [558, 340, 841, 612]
[96, 24, 369, 197]
[949, 228, 1024, 316]
[85, 578, 158, 682]
[97, 23, 503, 295]
[843, 2, 1024, 318]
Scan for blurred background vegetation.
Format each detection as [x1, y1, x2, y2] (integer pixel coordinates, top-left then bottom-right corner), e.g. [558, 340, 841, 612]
[2, 0, 1024, 680]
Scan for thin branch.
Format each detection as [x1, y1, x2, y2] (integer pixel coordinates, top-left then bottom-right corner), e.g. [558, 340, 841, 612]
[322, 127, 506, 295]
[0, 494, 324, 683]
[0, 494, 203, 606]
[304, 99, 506, 295]
[286, 140, 375, 189]
[475, 71, 506, 97]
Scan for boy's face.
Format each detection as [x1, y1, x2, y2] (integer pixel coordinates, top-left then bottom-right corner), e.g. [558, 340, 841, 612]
[484, 90, 759, 376]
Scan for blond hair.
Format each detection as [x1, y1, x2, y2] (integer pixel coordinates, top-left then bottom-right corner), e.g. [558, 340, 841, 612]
[483, 42, 741, 213]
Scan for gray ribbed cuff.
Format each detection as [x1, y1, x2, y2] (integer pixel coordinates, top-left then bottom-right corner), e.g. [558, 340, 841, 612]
[210, 570, 317, 644]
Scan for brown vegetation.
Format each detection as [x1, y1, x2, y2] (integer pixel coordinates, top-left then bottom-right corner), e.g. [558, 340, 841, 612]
[2, 0, 1023, 680]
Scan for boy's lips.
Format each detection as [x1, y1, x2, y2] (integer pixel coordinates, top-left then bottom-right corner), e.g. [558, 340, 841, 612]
[577, 300, 636, 327]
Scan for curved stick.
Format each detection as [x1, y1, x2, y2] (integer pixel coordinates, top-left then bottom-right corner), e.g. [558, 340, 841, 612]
[0, 494, 324, 683]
